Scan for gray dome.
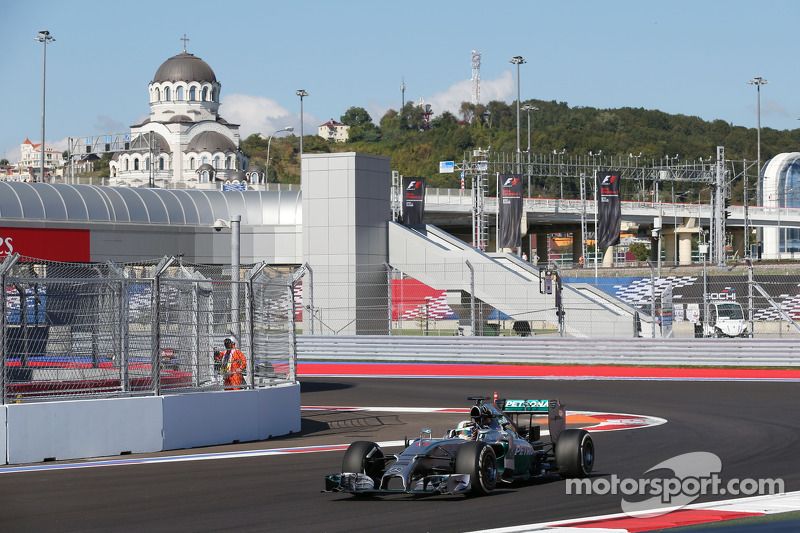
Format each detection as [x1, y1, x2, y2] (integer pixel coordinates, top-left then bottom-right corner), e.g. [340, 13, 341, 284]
[168, 115, 192, 123]
[153, 52, 217, 84]
[185, 131, 236, 153]
[197, 163, 214, 172]
[129, 132, 170, 154]
[227, 171, 247, 182]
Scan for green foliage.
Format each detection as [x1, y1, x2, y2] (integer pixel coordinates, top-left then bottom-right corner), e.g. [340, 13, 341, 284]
[340, 106, 372, 127]
[628, 242, 651, 261]
[243, 98, 800, 192]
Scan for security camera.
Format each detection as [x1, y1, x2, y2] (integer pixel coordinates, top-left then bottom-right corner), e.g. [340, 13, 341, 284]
[213, 219, 228, 232]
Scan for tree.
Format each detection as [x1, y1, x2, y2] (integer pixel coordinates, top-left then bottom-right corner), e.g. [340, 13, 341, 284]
[0, 158, 9, 165]
[340, 106, 372, 127]
[628, 242, 651, 261]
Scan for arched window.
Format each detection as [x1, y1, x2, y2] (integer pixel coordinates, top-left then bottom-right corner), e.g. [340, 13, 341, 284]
[134, 158, 139, 171]
[226, 156, 232, 169]
[177, 87, 184, 100]
[189, 87, 196, 101]
[145, 157, 150, 170]
[214, 156, 220, 169]
[202, 156, 208, 166]
[155, 88, 160, 101]
[124, 159, 129, 171]
[202, 87, 208, 101]
[165, 87, 171, 101]
[159, 157, 165, 170]
[189, 157, 195, 170]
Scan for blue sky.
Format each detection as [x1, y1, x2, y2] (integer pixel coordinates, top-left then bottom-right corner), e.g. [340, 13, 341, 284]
[1, 0, 798, 163]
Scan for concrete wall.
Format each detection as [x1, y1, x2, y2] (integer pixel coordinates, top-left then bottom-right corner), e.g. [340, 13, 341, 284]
[0, 406, 6, 464]
[4, 383, 300, 465]
[301, 152, 391, 334]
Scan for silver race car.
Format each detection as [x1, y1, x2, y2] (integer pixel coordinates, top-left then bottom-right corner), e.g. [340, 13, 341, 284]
[324, 395, 594, 496]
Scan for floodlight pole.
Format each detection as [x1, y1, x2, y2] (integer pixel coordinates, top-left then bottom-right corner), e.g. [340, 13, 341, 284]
[36, 30, 55, 183]
[510, 56, 525, 173]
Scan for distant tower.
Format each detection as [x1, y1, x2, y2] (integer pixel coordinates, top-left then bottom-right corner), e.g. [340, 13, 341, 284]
[400, 77, 406, 109]
[419, 96, 433, 129]
[471, 50, 482, 105]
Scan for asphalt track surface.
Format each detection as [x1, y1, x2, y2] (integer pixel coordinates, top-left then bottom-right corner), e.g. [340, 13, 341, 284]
[1, 377, 799, 532]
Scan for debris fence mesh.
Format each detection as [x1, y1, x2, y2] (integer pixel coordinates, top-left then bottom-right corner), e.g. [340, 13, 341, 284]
[1, 255, 297, 403]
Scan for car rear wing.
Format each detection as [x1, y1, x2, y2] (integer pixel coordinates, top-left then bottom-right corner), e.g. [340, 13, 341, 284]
[497, 398, 566, 443]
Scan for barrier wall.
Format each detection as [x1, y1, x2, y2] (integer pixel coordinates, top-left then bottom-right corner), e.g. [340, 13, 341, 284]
[0, 406, 6, 463]
[4, 383, 301, 465]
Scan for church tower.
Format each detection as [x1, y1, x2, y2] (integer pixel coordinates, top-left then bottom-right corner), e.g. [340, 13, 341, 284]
[109, 39, 250, 189]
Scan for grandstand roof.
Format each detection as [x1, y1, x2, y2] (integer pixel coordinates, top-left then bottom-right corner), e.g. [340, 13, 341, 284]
[0, 182, 301, 226]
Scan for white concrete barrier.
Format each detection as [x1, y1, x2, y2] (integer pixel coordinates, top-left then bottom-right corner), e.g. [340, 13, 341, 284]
[4, 383, 301, 465]
[163, 389, 260, 450]
[6, 396, 163, 464]
[0, 406, 6, 464]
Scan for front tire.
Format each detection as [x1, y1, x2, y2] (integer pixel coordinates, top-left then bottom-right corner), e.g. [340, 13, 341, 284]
[455, 441, 497, 495]
[555, 429, 594, 478]
[342, 441, 384, 483]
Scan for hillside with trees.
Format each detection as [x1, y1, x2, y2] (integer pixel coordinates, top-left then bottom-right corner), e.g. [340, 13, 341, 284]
[243, 98, 800, 203]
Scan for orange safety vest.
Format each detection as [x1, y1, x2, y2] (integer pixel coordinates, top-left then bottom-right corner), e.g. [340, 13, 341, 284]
[218, 348, 246, 389]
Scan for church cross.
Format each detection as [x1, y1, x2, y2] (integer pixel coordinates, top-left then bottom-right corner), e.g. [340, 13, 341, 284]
[181, 34, 190, 52]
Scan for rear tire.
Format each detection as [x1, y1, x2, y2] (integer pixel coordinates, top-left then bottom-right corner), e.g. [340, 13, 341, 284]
[342, 441, 384, 483]
[555, 429, 594, 478]
[455, 441, 497, 495]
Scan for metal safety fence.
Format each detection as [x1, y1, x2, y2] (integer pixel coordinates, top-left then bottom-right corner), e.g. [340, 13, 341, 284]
[295, 261, 800, 339]
[1, 254, 297, 404]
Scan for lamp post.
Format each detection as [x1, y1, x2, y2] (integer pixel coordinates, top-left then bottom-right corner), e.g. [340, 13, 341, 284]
[35, 30, 54, 183]
[522, 103, 537, 153]
[510, 56, 525, 171]
[749, 77, 768, 256]
[296, 90, 308, 158]
[266, 126, 294, 182]
[213, 216, 242, 340]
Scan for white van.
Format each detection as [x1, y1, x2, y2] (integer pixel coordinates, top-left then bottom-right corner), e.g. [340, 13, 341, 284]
[695, 300, 748, 338]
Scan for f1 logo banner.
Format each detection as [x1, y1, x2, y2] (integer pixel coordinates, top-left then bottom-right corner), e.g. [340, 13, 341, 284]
[498, 174, 523, 249]
[402, 177, 426, 225]
[597, 170, 622, 247]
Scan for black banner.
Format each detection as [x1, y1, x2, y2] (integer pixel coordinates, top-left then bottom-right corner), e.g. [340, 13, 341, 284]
[597, 170, 621, 247]
[402, 177, 425, 225]
[498, 174, 523, 249]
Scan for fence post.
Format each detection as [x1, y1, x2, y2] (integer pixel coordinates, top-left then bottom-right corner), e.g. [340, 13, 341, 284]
[151, 257, 175, 395]
[385, 263, 393, 335]
[246, 263, 267, 390]
[747, 259, 754, 338]
[647, 259, 657, 338]
[465, 260, 475, 336]
[305, 263, 314, 335]
[288, 284, 298, 381]
[0, 253, 20, 405]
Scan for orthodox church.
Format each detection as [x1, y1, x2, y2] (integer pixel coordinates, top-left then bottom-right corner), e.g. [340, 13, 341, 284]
[109, 43, 261, 189]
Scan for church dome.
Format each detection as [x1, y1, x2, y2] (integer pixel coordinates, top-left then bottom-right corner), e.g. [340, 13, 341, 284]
[185, 131, 236, 153]
[153, 52, 217, 84]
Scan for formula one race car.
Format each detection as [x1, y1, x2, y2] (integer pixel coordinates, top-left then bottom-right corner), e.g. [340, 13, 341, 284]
[324, 395, 594, 496]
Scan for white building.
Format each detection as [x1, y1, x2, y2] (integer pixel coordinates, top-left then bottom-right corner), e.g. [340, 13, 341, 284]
[109, 46, 260, 189]
[318, 119, 350, 142]
[17, 138, 64, 178]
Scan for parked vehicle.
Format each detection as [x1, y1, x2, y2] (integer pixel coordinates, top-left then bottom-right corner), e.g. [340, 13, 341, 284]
[694, 300, 748, 338]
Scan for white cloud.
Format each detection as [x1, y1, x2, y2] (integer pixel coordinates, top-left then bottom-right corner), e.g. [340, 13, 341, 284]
[222, 94, 319, 139]
[427, 71, 515, 119]
[364, 71, 517, 124]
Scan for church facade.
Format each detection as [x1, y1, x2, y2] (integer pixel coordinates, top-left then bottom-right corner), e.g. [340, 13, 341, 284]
[109, 46, 261, 189]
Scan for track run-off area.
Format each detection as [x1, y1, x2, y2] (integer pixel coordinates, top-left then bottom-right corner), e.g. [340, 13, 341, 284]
[1, 363, 799, 532]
